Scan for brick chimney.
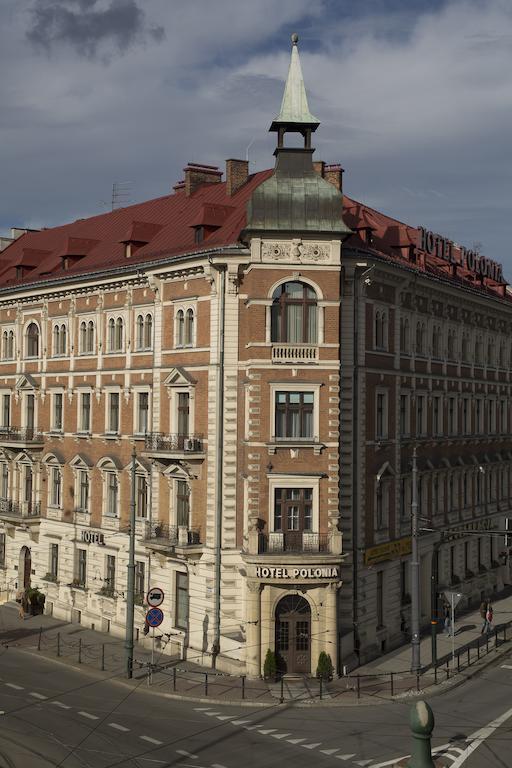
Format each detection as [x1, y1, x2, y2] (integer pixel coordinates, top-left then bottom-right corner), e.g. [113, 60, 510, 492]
[324, 164, 344, 192]
[173, 180, 186, 195]
[313, 161, 325, 177]
[184, 163, 222, 197]
[225, 159, 249, 196]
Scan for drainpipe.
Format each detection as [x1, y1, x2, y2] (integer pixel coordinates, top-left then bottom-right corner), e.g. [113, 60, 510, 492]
[209, 261, 226, 668]
[351, 270, 360, 661]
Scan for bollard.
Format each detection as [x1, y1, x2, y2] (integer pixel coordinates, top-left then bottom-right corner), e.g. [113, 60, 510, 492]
[57, 632, 61, 657]
[241, 675, 245, 700]
[204, 672, 208, 697]
[78, 638, 82, 664]
[434, 665, 438, 685]
[279, 676, 284, 704]
[406, 700, 435, 767]
[101, 644, 105, 671]
[173, 667, 177, 691]
[390, 672, 394, 697]
[37, 627, 42, 652]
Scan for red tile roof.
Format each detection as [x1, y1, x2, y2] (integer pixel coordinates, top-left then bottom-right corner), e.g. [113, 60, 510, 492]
[0, 168, 507, 300]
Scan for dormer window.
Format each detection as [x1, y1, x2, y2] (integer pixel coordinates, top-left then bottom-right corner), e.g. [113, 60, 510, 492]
[194, 226, 204, 244]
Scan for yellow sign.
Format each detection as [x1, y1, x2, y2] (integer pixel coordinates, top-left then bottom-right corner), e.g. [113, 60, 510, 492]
[365, 537, 411, 566]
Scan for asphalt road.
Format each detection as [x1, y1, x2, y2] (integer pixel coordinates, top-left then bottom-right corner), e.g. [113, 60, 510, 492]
[0, 644, 512, 767]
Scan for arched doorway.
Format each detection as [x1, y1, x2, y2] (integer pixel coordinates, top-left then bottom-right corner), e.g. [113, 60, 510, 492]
[275, 594, 311, 674]
[19, 546, 31, 590]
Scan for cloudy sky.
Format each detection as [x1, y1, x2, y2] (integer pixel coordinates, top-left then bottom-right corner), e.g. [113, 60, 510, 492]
[2, 0, 512, 269]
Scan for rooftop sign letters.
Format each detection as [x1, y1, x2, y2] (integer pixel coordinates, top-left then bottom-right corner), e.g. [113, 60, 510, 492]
[255, 566, 339, 580]
[418, 227, 503, 283]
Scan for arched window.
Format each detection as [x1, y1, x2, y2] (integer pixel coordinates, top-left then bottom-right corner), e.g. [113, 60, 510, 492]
[115, 318, 123, 351]
[184, 309, 194, 347]
[53, 325, 60, 355]
[447, 330, 456, 361]
[475, 336, 483, 366]
[60, 324, 67, 355]
[432, 325, 442, 358]
[462, 335, 470, 363]
[86, 321, 94, 352]
[400, 317, 410, 354]
[106, 473, 118, 517]
[271, 281, 317, 344]
[487, 339, 495, 367]
[80, 322, 87, 352]
[499, 343, 506, 368]
[375, 310, 387, 350]
[26, 323, 39, 358]
[108, 318, 116, 351]
[7, 331, 13, 359]
[415, 321, 425, 356]
[144, 314, 153, 349]
[136, 314, 144, 349]
[176, 310, 185, 347]
[2, 331, 7, 360]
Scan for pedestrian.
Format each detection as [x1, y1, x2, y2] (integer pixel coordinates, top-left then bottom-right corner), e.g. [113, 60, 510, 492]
[480, 601, 488, 634]
[444, 604, 452, 636]
[486, 604, 493, 633]
[16, 589, 25, 620]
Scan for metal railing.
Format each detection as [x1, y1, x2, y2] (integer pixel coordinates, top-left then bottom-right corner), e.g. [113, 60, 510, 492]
[144, 433, 203, 453]
[258, 531, 332, 554]
[143, 522, 201, 545]
[0, 499, 41, 518]
[0, 427, 43, 442]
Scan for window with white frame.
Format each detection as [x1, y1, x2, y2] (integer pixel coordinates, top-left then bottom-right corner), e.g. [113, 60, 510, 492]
[474, 336, 483, 366]
[274, 487, 312, 532]
[50, 466, 62, 508]
[135, 561, 145, 600]
[135, 391, 150, 435]
[415, 393, 427, 436]
[52, 323, 67, 356]
[135, 474, 148, 518]
[79, 320, 95, 354]
[25, 322, 39, 358]
[136, 313, 153, 350]
[374, 308, 388, 351]
[0, 463, 8, 499]
[175, 572, 189, 631]
[106, 472, 118, 517]
[400, 393, 410, 437]
[105, 554, 116, 594]
[107, 316, 124, 352]
[76, 549, 87, 587]
[77, 470, 89, 512]
[107, 392, 120, 434]
[24, 392, 36, 431]
[51, 392, 63, 432]
[0, 393, 10, 430]
[1, 329, 14, 360]
[271, 281, 317, 344]
[176, 479, 190, 527]
[275, 391, 314, 440]
[50, 543, 58, 580]
[176, 307, 195, 348]
[376, 391, 388, 440]
[488, 338, 496, 367]
[78, 391, 91, 433]
[462, 335, 470, 363]
[23, 464, 33, 504]
[400, 476, 411, 521]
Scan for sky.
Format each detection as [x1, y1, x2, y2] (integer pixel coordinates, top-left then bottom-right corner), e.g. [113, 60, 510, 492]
[1, 0, 512, 271]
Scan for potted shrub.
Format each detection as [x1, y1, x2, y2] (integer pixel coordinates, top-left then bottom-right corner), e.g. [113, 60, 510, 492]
[316, 651, 334, 681]
[263, 648, 277, 681]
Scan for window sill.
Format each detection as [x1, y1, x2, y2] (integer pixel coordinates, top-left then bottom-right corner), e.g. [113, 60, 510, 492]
[49, 429, 63, 436]
[103, 433, 120, 440]
[134, 347, 153, 353]
[75, 431, 92, 439]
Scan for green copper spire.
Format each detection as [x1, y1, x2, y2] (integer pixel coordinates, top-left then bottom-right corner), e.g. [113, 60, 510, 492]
[270, 33, 320, 132]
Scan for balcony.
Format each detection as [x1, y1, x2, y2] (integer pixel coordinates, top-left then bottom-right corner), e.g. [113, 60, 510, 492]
[272, 344, 318, 364]
[0, 427, 44, 449]
[142, 522, 201, 551]
[143, 433, 204, 458]
[0, 498, 42, 524]
[257, 531, 333, 554]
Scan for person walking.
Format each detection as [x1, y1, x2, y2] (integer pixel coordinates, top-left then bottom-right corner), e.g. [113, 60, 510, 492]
[485, 604, 493, 634]
[480, 601, 488, 634]
[16, 589, 25, 620]
[444, 603, 452, 636]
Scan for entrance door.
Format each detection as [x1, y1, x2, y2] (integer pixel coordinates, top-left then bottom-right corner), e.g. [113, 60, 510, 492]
[275, 595, 311, 674]
[20, 546, 31, 589]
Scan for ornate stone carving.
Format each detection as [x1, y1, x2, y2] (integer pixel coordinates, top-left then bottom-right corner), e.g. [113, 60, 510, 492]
[262, 242, 290, 261]
[261, 239, 331, 263]
[300, 242, 330, 262]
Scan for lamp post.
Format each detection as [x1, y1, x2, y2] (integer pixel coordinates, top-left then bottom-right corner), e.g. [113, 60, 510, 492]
[125, 447, 137, 679]
[411, 444, 421, 673]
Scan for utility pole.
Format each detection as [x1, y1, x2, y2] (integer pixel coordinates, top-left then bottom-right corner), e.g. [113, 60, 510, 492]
[411, 444, 421, 673]
[125, 447, 137, 678]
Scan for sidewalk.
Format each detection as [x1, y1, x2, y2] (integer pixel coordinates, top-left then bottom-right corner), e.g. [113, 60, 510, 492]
[0, 592, 510, 707]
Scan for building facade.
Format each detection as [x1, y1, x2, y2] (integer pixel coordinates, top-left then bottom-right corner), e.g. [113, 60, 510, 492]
[0, 37, 510, 675]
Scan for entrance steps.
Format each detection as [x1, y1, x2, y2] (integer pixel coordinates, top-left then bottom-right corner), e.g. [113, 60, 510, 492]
[268, 675, 330, 702]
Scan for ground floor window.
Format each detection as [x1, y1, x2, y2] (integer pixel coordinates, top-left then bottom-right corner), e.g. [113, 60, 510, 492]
[135, 561, 145, 601]
[50, 543, 58, 580]
[175, 572, 188, 630]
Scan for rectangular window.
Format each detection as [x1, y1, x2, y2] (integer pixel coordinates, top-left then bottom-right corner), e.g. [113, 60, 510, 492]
[416, 394, 426, 436]
[500, 398, 508, 434]
[106, 554, 116, 593]
[50, 543, 58, 580]
[0, 464, 8, 499]
[488, 400, 497, 434]
[400, 394, 410, 437]
[176, 480, 189, 527]
[1, 394, 9, 430]
[108, 393, 119, 433]
[137, 392, 149, 435]
[106, 473, 118, 517]
[177, 393, 189, 437]
[25, 394, 35, 431]
[0, 533, 5, 567]
[377, 571, 384, 627]
[274, 488, 313, 532]
[79, 392, 91, 432]
[175, 572, 189, 630]
[135, 561, 145, 599]
[78, 470, 89, 512]
[275, 391, 314, 440]
[448, 396, 457, 436]
[136, 475, 148, 518]
[475, 398, 484, 434]
[376, 392, 388, 440]
[432, 395, 443, 437]
[52, 393, 63, 432]
[462, 397, 471, 435]
[77, 549, 87, 587]
[51, 467, 61, 507]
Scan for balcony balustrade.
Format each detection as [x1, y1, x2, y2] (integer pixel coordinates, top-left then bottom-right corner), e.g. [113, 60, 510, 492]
[142, 521, 201, 548]
[257, 531, 332, 554]
[144, 433, 204, 454]
[0, 498, 41, 521]
[0, 427, 44, 446]
[271, 344, 318, 364]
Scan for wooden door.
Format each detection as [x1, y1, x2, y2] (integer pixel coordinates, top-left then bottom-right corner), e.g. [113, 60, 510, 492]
[275, 595, 311, 674]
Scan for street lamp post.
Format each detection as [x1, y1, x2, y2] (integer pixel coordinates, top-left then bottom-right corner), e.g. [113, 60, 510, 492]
[125, 447, 137, 679]
[411, 445, 421, 673]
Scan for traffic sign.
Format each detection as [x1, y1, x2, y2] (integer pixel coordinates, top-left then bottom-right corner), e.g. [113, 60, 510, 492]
[145, 607, 164, 628]
[146, 586, 164, 607]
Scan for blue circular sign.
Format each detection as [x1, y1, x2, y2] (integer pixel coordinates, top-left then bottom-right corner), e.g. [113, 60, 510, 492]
[146, 607, 164, 627]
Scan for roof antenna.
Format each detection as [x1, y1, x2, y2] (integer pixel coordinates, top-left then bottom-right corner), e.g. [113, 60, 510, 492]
[245, 138, 255, 164]
[111, 181, 132, 211]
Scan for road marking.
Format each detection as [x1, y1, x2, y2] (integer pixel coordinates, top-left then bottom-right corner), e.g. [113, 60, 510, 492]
[243, 725, 259, 730]
[140, 736, 163, 746]
[355, 761, 373, 767]
[216, 715, 233, 721]
[451, 705, 512, 768]
[501, 664, 512, 669]
[29, 692, 47, 700]
[321, 748, 340, 756]
[302, 742, 322, 749]
[78, 711, 99, 720]
[287, 738, 306, 744]
[5, 683, 23, 690]
[108, 723, 130, 732]
[335, 756, 356, 762]
[211, 764, 228, 768]
[194, 707, 212, 711]
[175, 749, 197, 758]
[272, 733, 291, 739]
[204, 711, 221, 716]
[231, 719, 251, 725]
[258, 729, 277, 735]
[52, 701, 71, 710]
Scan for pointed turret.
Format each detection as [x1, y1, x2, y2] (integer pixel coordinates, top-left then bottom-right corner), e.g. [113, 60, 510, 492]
[270, 33, 319, 134]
